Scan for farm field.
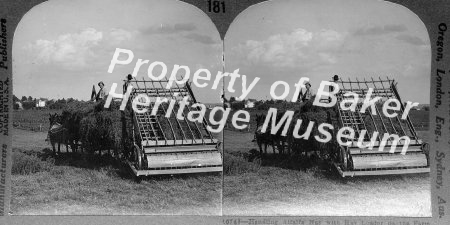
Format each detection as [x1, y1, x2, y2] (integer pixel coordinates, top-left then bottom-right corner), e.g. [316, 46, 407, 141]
[13, 109, 62, 132]
[222, 129, 431, 216]
[10, 107, 431, 216]
[11, 128, 222, 215]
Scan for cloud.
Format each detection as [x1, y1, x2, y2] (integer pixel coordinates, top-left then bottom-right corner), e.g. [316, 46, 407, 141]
[184, 33, 217, 45]
[24, 28, 139, 69]
[26, 28, 103, 69]
[140, 23, 196, 35]
[354, 24, 407, 36]
[108, 28, 134, 45]
[234, 28, 345, 68]
[139, 23, 218, 45]
[395, 34, 427, 46]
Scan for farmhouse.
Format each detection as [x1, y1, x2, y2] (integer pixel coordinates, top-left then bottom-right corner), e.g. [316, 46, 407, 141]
[244, 99, 256, 108]
[14, 102, 23, 110]
[35, 98, 48, 108]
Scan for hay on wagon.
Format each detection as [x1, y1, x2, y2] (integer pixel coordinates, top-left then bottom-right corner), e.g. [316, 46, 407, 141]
[61, 100, 133, 156]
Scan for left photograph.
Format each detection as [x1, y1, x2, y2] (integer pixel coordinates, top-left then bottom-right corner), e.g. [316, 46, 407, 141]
[11, 0, 223, 215]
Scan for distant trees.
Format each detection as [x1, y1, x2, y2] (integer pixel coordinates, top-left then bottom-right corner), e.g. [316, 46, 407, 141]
[48, 98, 69, 109]
[12, 94, 82, 110]
[226, 96, 244, 110]
[231, 101, 245, 110]
[22, 101, 35, 110]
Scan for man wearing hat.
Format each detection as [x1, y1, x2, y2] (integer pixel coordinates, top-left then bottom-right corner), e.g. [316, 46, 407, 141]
[329, 75, 339, 103]
[296, 81, 314, 112]
[96, 81, 106, 102]
[301, 81, 313, 102]
[123, 74, 133, 93]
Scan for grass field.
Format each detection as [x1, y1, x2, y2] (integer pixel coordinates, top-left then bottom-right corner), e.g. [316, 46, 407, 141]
[13, 109, 62, 132]
[11, 128, 222, 215]
[10, 107, 430, 216]
[222, 130, 431, 216]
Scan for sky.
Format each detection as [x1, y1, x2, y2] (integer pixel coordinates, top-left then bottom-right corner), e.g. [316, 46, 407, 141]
[13, 0, 222, 102]
[13, 0, 431, 104]
[225, 0, 431, 104]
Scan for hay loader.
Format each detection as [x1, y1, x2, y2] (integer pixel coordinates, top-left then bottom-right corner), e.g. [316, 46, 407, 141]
[328, 76, 430, 177]
[123, 77, 222, 178]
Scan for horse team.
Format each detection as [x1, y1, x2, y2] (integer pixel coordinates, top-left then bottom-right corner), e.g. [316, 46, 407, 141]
[47, 113, 81, 155]
[253, 111, 331, 159]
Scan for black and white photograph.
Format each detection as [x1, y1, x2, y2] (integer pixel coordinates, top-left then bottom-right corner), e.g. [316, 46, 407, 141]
[1, 0, 449, 223]
[222, 0, 431, 216]
[11, 0, 223, 215]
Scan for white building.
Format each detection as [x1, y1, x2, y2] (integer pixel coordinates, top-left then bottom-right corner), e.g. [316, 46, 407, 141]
[244, 99, 256, 109]
[36, 98, 47, 108]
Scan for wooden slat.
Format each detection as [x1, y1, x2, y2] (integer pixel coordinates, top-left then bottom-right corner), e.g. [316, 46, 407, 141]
[348, 145, 423, 155]
[141, 138, 217, 147]
[144, 144, 217, 153]
[129, 162, 222, 176]
[334, 164, 430, 177]
[352, 153, 427, 170]
[145, 151, 222, 168]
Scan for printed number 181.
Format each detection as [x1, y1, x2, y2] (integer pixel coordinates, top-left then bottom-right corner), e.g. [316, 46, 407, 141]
[207, 0, 225, 13]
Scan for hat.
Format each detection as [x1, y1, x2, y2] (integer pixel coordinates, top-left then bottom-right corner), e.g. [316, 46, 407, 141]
[333, 75, 339, 81]
[127, 74, 133, 80]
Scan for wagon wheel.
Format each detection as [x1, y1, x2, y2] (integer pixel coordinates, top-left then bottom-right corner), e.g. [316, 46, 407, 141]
[286, 135, 293, 155]
[421, 142, 430, 166]
[339, 145, 349, 170]
[322, 143, 334, 160]
[133, 144, 143, 170]
[216, 141, 222, 151]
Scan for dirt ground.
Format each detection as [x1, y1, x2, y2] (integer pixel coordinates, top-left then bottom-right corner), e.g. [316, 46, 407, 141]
[223, 130, 431, 216]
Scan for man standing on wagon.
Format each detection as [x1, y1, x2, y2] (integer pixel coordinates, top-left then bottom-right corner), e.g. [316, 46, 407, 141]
[297, 81, 314, 112]
[96, 81, 107, 102]
[123, 74, 133, 93]
[301, 82, 313, 102]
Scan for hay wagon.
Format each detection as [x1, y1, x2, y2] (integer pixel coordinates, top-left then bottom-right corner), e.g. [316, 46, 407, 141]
[324, 76, 430, 177]
[123, 77, 223, 178]
[275, 76, 430, 177]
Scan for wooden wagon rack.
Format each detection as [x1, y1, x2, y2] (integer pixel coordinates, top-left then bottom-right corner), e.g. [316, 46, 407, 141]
[125, 77, 222, 177]
[331, 76, 430, 177]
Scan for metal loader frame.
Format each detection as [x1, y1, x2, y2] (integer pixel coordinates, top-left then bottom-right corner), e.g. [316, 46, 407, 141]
[331, 76, 430, 177]
[125, 77, 223, 177]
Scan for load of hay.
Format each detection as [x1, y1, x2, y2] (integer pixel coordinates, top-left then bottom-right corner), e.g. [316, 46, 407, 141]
[286, 98, 416, 159]
[287, 97, 338, 158]
[61, 100, 133, 156]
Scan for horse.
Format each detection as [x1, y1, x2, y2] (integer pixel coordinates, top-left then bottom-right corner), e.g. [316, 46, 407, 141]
[47, 113, 68, 155]
[254, 113, 277, 156]
[254, 113, 287, 155]
[60, 111, 83, 153]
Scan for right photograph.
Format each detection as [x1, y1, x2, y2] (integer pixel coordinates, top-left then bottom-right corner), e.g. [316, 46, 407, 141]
[223, 0, 431, 216]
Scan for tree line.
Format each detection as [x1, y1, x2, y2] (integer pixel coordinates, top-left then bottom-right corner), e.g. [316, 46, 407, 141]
[13, 95, 82, 110]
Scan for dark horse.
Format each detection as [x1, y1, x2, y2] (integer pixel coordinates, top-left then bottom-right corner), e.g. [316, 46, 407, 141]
[254, 113, 287, 156]
[60, 111, 83, 153]
[47, 113, 68, 155]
